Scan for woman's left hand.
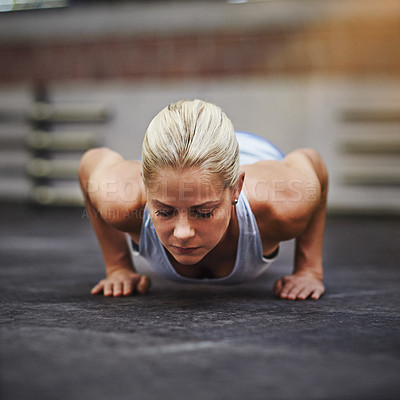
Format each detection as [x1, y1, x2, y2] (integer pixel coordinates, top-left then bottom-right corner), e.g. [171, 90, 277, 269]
[274, 272, 325, 300]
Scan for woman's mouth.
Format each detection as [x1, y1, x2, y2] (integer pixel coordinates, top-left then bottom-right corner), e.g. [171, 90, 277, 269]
[172, 245, 199, 254]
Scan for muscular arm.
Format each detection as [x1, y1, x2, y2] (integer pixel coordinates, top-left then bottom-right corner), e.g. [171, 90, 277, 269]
[274, 149, 328, 300]
[79, 148, 150, 297]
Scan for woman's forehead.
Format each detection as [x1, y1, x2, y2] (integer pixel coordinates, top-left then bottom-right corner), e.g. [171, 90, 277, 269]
[146, 167, 227, 203]
[150, 167, 223, 186]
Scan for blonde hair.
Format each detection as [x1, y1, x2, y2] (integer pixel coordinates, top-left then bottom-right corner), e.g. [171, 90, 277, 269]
[142, 99, 239, 189]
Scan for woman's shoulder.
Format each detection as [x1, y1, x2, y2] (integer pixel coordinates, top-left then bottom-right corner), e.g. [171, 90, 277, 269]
[79, 147, 147, 231]
[241, 160, 284, 211]
[242, 156, 320, 241]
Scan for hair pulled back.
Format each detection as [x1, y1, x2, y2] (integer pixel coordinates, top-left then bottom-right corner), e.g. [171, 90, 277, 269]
[142, 99, 239, 189]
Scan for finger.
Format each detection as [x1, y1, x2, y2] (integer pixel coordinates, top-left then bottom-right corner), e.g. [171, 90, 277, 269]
[122, 281, 133, 296]
[113, 282, 123, 297]
[103, 282, 113, 297]
[136, 276, 148, 294]
[278, 282, 296, 299]
[91, 282, 103, 295]
[311, 288, 325, 300]
[285, 285, 306, 300]
[297, 286, 313, 300]
[137, 276, 151, 295]
[273, 279, 283, 296]
[274, 276, 291, 296]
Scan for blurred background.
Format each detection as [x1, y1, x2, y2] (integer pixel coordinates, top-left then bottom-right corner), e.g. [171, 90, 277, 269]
[0, 0, 399, 213]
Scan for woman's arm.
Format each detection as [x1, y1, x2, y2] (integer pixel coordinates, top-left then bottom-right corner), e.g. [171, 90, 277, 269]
[273, 149, 328, 300]
[79, 148, 150, 297]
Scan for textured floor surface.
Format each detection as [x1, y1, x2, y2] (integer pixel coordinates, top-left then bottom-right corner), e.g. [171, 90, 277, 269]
[1, 205, 399, 400]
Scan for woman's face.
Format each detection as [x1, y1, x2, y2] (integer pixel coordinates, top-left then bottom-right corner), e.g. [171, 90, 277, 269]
[146, 168, 239, 265]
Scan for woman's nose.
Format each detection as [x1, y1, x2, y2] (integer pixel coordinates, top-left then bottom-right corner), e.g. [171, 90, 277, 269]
[173, 214, 195, 241]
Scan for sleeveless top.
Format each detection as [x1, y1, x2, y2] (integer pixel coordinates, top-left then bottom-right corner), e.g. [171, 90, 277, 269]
[130, 131, 285, 285]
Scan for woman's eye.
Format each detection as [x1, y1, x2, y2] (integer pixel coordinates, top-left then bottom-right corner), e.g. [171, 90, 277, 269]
[191, 210, 214, 219]
[155, 210, 174, 218]
[155, 209, 214, 218]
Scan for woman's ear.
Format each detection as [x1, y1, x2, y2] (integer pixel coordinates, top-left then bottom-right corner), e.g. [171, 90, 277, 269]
[232, 171, 245, 202]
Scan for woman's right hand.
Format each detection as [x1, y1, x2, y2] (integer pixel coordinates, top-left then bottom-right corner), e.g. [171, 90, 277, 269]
[91, 269, 151, 297]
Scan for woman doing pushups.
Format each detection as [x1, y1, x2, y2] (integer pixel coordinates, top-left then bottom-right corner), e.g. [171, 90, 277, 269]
[79, 100, 328, 300]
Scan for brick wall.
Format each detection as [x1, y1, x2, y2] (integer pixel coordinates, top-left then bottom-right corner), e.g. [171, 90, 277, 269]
[1, 11, 399, 83]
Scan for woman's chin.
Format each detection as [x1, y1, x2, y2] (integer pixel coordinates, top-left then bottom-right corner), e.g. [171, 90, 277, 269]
[172, 253, 203, 265]
[169, 247, 208, 265]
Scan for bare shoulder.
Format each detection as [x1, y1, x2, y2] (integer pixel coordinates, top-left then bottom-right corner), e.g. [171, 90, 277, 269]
[79, 147, 146, 229]
[242, 148, 327, 240]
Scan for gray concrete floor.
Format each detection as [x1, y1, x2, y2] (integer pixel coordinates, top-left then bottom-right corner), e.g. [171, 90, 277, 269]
[1, 205, 399, 400]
